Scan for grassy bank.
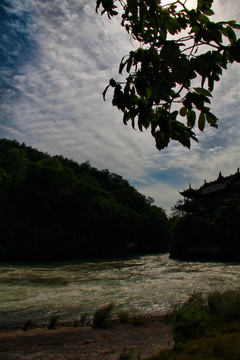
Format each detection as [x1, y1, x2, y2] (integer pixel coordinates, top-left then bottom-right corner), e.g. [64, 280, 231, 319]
[148, 289, 240, 360]
[3, 290, 240, 359]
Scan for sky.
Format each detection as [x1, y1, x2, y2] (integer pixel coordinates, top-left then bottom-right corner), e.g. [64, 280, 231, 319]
[0, 0, 240, 215]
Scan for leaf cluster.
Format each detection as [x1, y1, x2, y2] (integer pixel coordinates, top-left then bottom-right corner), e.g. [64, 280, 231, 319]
[97, 0, 240, 149]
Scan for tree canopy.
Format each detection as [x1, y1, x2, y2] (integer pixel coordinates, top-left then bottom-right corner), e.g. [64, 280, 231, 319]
[96, 0, 240, 150]
[0, 138, 168, 261]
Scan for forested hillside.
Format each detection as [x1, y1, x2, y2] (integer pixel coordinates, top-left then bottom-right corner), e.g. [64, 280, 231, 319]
[0, 139, 168, 262]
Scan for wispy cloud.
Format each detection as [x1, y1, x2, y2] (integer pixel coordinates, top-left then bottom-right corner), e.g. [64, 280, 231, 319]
[0, 0, 240, 214]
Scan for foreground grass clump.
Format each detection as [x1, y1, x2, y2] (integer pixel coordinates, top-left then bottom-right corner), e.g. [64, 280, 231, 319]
[119, 348, 142, 360]
[117, 309, 131, 324]
[22, 319, 35, 331]
[48, 314, 61, 329]
[74, 313, 88, 327]
[208, 290, 240, 324]
[149, 329, 240, 360]
[172, 292, 210, 343]
[148, 289, 240, 360]
[92, 302, 115, 328]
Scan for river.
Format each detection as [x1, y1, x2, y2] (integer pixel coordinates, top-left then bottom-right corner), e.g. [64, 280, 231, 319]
[0, 253, 239, 325]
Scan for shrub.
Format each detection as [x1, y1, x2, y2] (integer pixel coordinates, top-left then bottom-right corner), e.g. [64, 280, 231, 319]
[117, 309, 131, 324]
[119, 348, 141, 360]
[208, 290, 240, 324]
[74, 313, 88, 327]
[22, 319, 35, 331]
[149, 332, 240, 360]
[172, 293, 210, 343]
[148, 290, 240, 359]
[48, 314, 61, 329]
[92, 302, 115, 328]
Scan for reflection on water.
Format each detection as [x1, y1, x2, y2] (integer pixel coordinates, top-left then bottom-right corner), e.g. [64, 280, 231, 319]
[0, 253, 240, 325]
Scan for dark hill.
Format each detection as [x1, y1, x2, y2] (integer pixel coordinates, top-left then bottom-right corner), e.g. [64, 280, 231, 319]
[0, 138, 168, 262]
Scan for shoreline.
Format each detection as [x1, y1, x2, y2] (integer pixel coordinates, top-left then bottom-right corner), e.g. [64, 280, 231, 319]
[0, 320, 173, 360]
[0, 313, 167, 331]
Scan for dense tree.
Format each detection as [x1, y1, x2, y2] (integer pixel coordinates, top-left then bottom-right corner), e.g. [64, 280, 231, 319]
[0, 138, 168, 262]
[96, 0, 240, 150]
[168, 199, 240, 261]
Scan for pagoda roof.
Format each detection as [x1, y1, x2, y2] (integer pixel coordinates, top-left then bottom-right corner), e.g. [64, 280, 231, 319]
[180, 169, 240, 199]
[179, 187, 198, 198]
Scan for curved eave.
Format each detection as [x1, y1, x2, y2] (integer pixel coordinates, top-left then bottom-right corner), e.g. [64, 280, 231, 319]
[179, 189, 199, 199]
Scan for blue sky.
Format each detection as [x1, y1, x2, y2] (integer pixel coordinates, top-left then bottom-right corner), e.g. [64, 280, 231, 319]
[0, 0, 240, 215]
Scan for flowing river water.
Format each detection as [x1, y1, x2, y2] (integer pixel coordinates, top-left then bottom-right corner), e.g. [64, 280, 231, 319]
[0, 253, 240, 325]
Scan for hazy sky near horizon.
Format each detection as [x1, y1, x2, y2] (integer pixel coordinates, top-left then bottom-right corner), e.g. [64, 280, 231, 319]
[1, 0, 240, 214]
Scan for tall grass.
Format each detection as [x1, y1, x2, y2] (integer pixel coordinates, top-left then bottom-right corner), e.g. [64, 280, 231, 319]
[22, 319, 35, 331]
[208, 289, 240, 323]
[117, 309, 131, 324]
[48, 314, 61, 329]
[172, 292, 210, 343]
[92, 302, 115, 328]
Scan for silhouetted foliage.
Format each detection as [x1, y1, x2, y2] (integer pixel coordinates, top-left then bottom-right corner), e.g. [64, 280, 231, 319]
[96, 0, 240, 150]
[169, 199, 240, 261]
[0, 138, 168, 262]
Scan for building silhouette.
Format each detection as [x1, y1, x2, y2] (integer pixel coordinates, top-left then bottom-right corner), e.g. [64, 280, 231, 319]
[178, 169, 240, 213]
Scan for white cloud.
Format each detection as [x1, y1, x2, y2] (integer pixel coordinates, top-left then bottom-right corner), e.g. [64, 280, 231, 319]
[1, 0, 240, 215]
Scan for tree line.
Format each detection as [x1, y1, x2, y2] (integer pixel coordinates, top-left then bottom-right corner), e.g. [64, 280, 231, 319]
[1, 138, 239, 262]
[0, 138, 168, 262]
[169, 199, 240, 261]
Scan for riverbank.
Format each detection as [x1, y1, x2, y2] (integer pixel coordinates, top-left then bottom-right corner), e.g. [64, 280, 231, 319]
[0, 321, 173, 360]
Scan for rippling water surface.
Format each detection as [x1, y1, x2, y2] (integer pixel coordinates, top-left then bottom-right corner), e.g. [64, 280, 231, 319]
[0, 254, 240, 325]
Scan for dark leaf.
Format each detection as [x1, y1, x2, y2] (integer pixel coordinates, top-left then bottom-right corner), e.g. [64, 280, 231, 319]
[161, 42, 181, 66]
[102, 84, 110, 101]
[202, 9, 214, 16]
[166, 17, 181, 35]
[206, 23, 223, 43]
[231, 23, 240, 30]
[206, 111, 218, 128]
[180, 107, 187, 116]
[132, 118, 136, 130]
[197, 0, 214, 12]
[220, 27, 229, 37]
[198, 13, 210, 25]
[110, 78, 117, 87]
[96, 0, 101, 13]
[187, 110, 196, 128]
[119, 57, 128, 74]
[226, 26, 237, 44]
[126, 56, 133, 73]
[208, 77, 214, 92]
[154, 130, 170, 150]
[198, 112, 206, 131]
[171, 120, 198, 148]
[227, 20, 240, 29]
[171, 111, 179, 118]
[194, 87, 212, 97]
